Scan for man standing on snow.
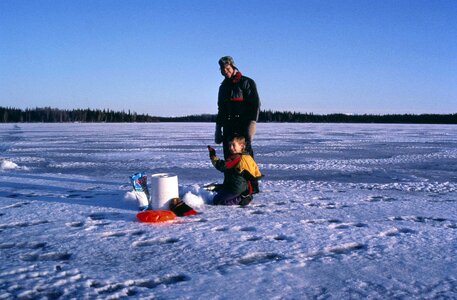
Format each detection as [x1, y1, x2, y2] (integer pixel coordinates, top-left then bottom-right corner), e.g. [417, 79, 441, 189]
[215, 56, 261, 159]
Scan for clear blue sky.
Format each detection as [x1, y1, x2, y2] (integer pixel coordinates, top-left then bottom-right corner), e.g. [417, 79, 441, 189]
[1, 0, 456, 116]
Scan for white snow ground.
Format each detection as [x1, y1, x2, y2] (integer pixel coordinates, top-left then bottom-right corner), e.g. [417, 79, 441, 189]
[1, 123, 456, 299]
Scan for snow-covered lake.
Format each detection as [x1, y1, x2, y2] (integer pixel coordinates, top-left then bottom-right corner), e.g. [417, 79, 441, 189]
[1, 123, 456, 299]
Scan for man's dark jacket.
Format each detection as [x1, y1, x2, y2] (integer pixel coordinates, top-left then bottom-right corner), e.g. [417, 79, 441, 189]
[216, 71, 260, 133]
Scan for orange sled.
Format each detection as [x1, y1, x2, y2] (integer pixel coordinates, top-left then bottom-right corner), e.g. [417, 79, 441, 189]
[137, 210, 177, 223]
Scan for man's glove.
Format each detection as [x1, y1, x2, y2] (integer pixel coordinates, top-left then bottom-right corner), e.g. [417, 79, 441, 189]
[215, 124, 223, 144]
[247, 121, 256, 141]
[207, 145, 216, 159]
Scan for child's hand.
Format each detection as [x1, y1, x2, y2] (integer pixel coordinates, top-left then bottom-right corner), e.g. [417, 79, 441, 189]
[207, 145, 216, 159]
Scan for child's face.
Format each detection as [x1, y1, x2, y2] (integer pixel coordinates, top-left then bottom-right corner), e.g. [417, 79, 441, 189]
[229, 140, 245, 154]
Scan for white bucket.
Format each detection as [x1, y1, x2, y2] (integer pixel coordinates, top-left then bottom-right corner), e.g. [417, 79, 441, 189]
[149, 173, 179, 210]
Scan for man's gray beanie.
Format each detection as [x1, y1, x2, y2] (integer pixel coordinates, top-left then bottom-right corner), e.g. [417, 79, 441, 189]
[218, 56, 236, 69]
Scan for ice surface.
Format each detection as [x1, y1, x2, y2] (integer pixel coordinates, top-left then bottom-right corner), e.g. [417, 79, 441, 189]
[1, 123, 456, 299]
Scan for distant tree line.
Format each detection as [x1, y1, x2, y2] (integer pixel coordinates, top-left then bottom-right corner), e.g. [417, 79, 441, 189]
[258, 110, 457, 124]
[1, 106, 456, 124]
[0, 107, 165, 123]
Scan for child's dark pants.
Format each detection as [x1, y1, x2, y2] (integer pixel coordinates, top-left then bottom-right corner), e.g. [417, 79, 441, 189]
[213, 190, 242, 205]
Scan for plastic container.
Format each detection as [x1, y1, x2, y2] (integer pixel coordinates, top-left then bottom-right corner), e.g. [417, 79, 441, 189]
[149, 173, 179, 210]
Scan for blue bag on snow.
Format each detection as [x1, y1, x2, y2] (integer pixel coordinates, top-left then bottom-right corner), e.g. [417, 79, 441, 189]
[130, 172, 150, 211]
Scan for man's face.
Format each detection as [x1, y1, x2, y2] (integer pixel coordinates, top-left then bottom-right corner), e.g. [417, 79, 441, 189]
[221, 65, 235, 79]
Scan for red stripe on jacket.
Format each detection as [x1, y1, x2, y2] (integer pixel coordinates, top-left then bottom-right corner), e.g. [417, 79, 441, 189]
[225, 155, 241, 169]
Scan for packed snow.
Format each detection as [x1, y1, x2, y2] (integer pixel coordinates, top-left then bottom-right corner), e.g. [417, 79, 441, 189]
[1, 123, 456, 299]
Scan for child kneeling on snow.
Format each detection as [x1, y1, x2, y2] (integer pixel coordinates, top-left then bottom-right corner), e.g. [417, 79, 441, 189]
[207, 135, 262, 206]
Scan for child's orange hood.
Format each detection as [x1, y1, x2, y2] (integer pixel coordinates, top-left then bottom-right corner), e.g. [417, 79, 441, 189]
[237, 154, 262, 178]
